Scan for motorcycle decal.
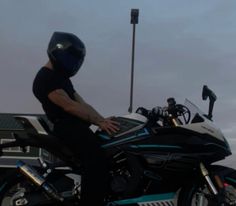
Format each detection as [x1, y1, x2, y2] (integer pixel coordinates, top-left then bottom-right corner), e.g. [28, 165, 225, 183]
[99, 134, 111, 140]
[102, 128, 150, 149]
[179, 122, 225, 142]
[205, 143, 229, 151]
[130, 144, 182, 149]
[143, 152, 201, 171]
[111, 193, 175, 205]
[138, 202, 174, 206]
[226, 177, 236, 184]
[0, 182, 7, 192]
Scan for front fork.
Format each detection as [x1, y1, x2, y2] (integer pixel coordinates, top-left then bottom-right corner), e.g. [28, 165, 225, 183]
[199, 162, 227, 205]
[200, 163, 219, 195]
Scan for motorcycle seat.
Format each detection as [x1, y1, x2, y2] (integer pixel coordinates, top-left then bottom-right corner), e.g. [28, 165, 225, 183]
[14, 116, 75, 159]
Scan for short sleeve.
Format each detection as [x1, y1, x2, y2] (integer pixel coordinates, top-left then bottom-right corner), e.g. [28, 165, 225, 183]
[46, 74, 76, 100]
[45, 74, 64, 95]
[33, 68, 76, 103]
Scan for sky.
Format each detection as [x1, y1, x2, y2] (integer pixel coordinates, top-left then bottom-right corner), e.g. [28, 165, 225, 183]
[0, 0, 236, 165]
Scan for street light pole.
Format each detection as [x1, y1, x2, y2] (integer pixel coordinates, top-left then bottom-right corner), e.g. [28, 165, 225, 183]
[128, 9, 139, 113]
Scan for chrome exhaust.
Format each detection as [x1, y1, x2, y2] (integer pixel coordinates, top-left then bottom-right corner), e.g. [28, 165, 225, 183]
[17, 160, 64, 202]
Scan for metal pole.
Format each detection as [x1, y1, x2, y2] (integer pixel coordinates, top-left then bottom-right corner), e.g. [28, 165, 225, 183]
[128, 9, 139, 113]
[128, 23, 136, 113]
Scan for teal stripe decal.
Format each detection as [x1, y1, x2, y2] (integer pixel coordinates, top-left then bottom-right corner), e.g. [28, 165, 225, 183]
[99, 134, 111, 140]
[0, 182, 7, 192]
[102, 128, 149, 149]
[130, 144, 182, 149]
[112, 193, 175, 205]
[226, 177, 236, 184]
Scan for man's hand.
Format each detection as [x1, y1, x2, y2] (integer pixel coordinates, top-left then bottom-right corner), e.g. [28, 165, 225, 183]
[98, 118, 120, 135]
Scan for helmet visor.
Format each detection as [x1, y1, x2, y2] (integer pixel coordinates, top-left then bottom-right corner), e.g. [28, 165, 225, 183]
[51, 46, 85, 77]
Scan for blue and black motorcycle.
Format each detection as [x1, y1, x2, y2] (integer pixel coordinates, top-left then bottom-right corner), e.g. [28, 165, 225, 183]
[0, 85, 236, 206]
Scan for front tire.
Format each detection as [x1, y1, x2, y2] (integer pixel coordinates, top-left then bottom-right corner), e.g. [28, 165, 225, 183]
[178, 165, 236, 206]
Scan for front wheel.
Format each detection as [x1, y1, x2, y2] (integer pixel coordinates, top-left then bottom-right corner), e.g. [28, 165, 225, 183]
[178, 165, 236, 206]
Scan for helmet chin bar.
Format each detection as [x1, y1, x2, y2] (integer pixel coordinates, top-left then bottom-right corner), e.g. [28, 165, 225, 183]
[50, 56, 84, 78]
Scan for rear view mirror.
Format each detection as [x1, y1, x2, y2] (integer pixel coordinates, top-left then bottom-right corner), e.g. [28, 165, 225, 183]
[202, 85, 217, 102]
[202, 85, 217, 120]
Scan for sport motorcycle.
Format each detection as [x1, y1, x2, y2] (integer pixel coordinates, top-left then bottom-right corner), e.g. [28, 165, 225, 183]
[0, 85, 236, 206]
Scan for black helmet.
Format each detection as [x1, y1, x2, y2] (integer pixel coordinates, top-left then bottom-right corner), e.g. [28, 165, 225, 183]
[47, 32, 86, 77]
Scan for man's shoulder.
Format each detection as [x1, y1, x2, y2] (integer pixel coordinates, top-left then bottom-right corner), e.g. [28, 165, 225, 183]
[34, 67, 54, 81]
[38, 67, 53, 76]
[33, 68, 56, 99]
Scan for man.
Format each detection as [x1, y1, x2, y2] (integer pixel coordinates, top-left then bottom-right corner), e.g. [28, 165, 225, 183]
[33, 31, 119, 206]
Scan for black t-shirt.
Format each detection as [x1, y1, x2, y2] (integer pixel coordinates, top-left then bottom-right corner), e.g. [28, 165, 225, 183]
[33, 67, 77, 123]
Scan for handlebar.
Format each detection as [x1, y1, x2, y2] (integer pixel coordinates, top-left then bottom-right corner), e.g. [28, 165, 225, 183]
[136, 100, 191, 127]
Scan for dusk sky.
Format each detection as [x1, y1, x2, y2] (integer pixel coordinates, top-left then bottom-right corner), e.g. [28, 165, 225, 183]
[0, 1, 236, 165]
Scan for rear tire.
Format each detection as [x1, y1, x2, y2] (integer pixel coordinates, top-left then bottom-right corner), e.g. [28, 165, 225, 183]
[0, 169, 78, 206]
[0, 171, 57, 206]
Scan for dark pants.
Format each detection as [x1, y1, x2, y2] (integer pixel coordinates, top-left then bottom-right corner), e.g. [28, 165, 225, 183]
[53, 119, 108, 206]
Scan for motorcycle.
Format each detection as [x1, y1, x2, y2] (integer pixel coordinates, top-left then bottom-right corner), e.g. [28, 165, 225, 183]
[0, 85, 236, 206]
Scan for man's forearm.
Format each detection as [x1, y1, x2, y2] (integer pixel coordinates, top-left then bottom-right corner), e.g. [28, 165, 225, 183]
[65, 101, 105, 125]
[72, 92, 105, 125]
[82, 103, 105, 125]
[48, 89, 105, 125]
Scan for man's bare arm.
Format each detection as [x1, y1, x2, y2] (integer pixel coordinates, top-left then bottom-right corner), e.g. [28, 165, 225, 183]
[73, 92, 105, 122]
[48, 89, 119, 134]
[48, 89, 104, 125]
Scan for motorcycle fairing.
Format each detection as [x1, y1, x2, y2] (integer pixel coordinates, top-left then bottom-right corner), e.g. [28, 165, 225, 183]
[103, 125, 231, 176]
[131, 128, 230, 168]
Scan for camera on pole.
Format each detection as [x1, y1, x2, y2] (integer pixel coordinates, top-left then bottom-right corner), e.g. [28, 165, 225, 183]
[128, 9, 139, 113]
[131, 9, 139, 24]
